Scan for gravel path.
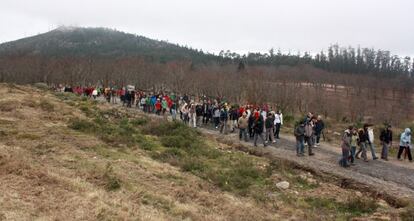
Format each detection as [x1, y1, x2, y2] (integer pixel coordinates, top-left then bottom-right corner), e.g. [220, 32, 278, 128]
[101, 99, 414, 202]
[201, 128, 414, 202]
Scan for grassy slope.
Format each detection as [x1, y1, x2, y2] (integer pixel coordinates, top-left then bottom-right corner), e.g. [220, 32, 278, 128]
[0, 83, 410, 220]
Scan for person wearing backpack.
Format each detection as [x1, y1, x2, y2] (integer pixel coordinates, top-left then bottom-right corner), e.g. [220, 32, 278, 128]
[219, 106, 228, 134]
[379, 125, 393, 161]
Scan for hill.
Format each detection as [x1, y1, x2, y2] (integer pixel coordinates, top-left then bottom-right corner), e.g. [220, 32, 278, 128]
[1, 83, 411, 220]
[0, 26, 219, 63]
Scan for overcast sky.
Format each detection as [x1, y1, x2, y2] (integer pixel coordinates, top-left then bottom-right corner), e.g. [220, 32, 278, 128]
[1, 0, 413, 55]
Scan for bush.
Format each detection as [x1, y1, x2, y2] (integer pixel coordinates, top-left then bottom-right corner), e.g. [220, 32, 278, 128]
[103, 163, 121, 191]
[39, 99, 55, 112]
[284, 114, 295, 125]
[130, 118, 148, 126]
[54, 92, 81, 102]
[305, 197, 378, 216]
[69, 118, 97, 133]
[33, 82, 49, 90]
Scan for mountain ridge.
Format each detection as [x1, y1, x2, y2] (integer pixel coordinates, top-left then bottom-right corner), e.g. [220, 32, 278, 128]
[0, 26, 218, 63]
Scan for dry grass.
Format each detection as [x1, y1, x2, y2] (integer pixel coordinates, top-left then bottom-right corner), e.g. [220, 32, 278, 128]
[0, 83, 405, 220]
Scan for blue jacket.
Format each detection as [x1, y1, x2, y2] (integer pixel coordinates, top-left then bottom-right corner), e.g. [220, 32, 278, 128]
[400, 128, 411, 147]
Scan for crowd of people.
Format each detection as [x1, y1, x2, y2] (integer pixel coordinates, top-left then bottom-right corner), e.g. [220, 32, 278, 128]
[55, 85, 413, 168]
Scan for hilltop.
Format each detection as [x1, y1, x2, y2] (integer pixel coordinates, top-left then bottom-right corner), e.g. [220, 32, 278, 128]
[0, 26, 218, 63]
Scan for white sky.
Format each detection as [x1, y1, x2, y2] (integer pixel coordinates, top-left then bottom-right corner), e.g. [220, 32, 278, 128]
[1, 0, 413, 55]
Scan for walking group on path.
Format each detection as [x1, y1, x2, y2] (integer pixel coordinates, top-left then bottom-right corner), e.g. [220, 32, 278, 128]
[55, 85, 414, 169]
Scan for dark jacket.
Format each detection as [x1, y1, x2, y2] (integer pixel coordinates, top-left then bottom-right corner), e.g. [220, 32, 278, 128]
[230, 109, 239, 121]
[265, 116, 274, 129]
[380, 129, 393, 144]
[253, 116, 264, 134]
[220, 109, 228, 122]
[315, 120, 325, 134]
[358, 129, 369, 143]
[294, 125, 305, 140]
[196, 105, 203, 117]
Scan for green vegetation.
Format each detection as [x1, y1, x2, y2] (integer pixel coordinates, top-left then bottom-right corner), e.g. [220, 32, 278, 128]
[33, 82, 49, 91]
[62, 93, 387, 219]
[305, 197, 378, 218]
[103, 163, 121, 191]
[143, 121, 271, 195]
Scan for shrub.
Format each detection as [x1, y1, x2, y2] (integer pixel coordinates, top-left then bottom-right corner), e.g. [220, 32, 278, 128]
[305, 197, 378, 216]
[33, 82, 49, 90]
[181, 158, 208, 173]
[136, 135, 157, 151]
[103, 163, 121, 191]
[283, 114, 295, 125]
[54, 92, 80, 102]
[39, 99, 55, 112]
[130, 118, 148, 126]
[68, 118, 97, 133]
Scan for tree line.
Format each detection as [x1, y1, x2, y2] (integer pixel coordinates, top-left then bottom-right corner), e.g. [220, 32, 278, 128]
[219, 44, 414, 77]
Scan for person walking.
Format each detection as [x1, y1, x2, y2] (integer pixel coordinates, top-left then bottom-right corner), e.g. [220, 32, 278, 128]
[155, 98, 162, 115]
[304, 118, 315, 156]
[92, 88, 98, 100]
[196, 104, 203, 127]
[219, 106, 228, 134]
[265, 112, 276, 144]
[161, 98, 168, 115]
[398, 128, 412, 162]
[237, 112, 249, 142]
[379, 125, 393, 161]
[274, 110, 283, 139]
[340, 127, 352, 167]
[170, 100, 177, 121]
[294, 121, 306, 156]
[213, 106, 220, 129]
[189, 103, 197, 128]
[366, 124, 378, 160]
[253, 111, 267, 147]
[350, 127, 359, 165]
[314, 115, 325, 146]
[356, 128, 369, 162]
[248, 111, 255, 138]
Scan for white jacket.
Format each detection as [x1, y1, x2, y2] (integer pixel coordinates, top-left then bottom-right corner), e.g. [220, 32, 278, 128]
[274, 113, 283, 125]
[368, 128, 374, 143]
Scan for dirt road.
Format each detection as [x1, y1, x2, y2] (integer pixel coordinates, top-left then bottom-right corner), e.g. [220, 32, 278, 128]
[103, 99, 414, 203]
[214, 130, 414, 202]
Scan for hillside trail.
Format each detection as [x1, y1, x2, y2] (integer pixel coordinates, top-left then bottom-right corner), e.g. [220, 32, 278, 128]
[101, 99, 414, 201]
